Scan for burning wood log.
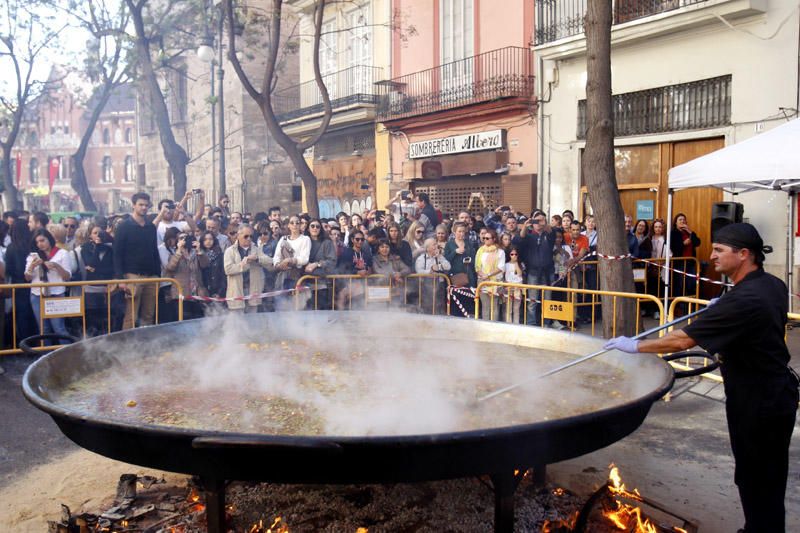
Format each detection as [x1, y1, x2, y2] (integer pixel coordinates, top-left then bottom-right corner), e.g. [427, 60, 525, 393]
[116, 473, 137, 501]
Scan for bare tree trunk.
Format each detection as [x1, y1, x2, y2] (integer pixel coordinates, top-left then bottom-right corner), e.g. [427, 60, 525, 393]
[1, 129, 23, 211]
[583, 0, 636, 337]
[1, 145, 18, 210]
[225, 0, 332, 218]
[70, 85, 114, 213]
[126, 0, 189, 199]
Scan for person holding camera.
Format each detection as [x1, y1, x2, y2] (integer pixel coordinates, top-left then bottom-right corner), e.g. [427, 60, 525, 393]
[80, 225, 116, 335]
[518, 212, 555, 326]
[163, 229, 208, 320]
[224, 225, 275, 312]
[154, 190, 203, 246]
[24, 229, 72, 343]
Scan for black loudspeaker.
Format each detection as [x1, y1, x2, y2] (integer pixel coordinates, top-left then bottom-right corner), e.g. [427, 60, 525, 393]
[711, 202, 744, 236]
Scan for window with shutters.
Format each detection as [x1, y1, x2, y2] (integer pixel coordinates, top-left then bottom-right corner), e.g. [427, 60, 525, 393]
[440, 0, 474, 102]
[124, 156, 135, 182]
[346, 7, 372, 94]
[319, 18, 338, 101]
[102, 156, 113, 183]
[29, 157, 39, 183]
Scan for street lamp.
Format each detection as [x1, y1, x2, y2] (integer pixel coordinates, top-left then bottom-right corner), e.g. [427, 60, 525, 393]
[197, 3, 226, 197]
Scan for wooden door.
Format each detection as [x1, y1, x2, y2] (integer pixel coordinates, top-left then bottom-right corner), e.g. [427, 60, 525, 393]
[671, 138, 724, 296]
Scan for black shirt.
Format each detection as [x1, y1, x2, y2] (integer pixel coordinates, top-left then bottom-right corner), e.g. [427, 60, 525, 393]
[519, 230, 555, 273]
[113, 217, 161, 278]
[684, 269, 791, 381]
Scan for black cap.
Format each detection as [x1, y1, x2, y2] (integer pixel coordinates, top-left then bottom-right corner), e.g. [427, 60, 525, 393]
[713, 223, 771, 264]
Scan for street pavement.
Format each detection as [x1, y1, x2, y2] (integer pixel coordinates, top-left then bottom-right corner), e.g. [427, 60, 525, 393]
[0, 327, 798, 531]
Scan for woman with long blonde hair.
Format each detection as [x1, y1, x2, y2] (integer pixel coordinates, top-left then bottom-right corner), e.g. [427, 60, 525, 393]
[404, 220, 426, 262]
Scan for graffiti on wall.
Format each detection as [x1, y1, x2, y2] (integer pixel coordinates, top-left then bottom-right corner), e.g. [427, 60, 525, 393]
[315, 155, 376, 219]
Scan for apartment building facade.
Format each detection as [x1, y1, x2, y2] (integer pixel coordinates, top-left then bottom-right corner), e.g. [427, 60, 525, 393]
[535, 0, 800, 280]
[378, 0, 538, 216]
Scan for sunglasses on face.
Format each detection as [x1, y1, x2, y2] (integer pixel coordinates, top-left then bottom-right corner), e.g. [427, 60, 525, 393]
[483, 237, 493, 241]
[510, 253, 518, 256]
[415, 230, 423, 234]
[353, 237, 364, 242]
[63, 224, 76, 229]
[309, 224, 321, 229]
[241, 234, 253, 239]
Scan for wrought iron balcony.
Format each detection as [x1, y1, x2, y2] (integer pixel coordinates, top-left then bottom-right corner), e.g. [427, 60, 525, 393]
[376, 46, 535, 121]
[274, 65, 382, 123]
[577, 75, 731, 139]
[534, 0, 709, 45]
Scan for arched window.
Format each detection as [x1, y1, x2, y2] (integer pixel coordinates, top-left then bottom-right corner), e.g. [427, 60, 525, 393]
[124, 156, 135, 182]
[125, 128, 133, 144]
[102, 156, 113, 182]
[29, 157, 39, 182]
[28, 130, 38, 147]
[102, 128, 111, 145]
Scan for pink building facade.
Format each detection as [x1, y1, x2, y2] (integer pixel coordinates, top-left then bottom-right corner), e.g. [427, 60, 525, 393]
[379, 0, 538, 216]
[14, 75, 138, 213]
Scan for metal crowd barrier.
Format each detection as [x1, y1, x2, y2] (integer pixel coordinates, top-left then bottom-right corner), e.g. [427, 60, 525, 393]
[474, 281, 665, 338]
[295, 273, 451, 315]
[666, 296, 722, 384]
[0, 277, 183, 356]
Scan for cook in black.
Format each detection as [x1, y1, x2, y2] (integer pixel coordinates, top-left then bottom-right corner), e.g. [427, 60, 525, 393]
[605, 222, 798, 533]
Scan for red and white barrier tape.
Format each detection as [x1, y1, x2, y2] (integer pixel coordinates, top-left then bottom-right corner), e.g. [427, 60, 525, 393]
[637, 259, 733, 288]
[447, 286, 472, 318]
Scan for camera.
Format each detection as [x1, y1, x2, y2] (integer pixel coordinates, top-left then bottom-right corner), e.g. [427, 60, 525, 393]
[192, 188, 202, 195]
[179, 233, 195, 248]
[400, 190, 411, 200]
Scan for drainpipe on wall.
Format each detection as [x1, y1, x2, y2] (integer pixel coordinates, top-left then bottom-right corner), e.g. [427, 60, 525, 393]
[536, 55, 546, 213]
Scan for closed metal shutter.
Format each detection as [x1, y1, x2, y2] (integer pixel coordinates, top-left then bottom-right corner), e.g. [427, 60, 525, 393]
[414, 175, 501, 217]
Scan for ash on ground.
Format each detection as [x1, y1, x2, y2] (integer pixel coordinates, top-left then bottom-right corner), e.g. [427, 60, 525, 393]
[226, 475, 616, 532]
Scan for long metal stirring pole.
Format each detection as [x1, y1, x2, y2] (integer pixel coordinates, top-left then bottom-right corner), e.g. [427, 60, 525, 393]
[476, 307, 710, 403]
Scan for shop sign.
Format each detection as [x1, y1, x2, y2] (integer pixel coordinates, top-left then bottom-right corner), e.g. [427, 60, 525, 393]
[636, 200, 654, 220]
[408, 129, 505, 159]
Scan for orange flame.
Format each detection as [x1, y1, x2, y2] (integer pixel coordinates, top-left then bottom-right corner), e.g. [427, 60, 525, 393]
[603, 464, 656, 533]
[541, 511, 578, 532]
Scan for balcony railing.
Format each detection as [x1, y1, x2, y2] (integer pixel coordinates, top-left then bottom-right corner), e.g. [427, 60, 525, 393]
[534, 0, 708, 45]
[376, 46, 535, 121]
[577, 75, 731, 139]
[274, 65, 383, 122]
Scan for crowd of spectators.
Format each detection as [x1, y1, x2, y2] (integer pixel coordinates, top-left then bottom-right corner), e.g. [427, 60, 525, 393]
[0, 189, 702, 345]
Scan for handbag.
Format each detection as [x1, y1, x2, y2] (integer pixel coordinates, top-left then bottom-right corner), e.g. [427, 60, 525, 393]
[450, 272, 469, 287]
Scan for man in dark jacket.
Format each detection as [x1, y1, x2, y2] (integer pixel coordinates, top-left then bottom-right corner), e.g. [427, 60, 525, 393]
[606, 223, 798, 533]
[113, 192, 161, 329]
[416, 192, 439, 240]
[518, 212, 555, 326]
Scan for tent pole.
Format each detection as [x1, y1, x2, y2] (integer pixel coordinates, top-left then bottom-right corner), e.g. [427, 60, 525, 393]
[664, 190, 673, 313]
[788, 192, 794, 312]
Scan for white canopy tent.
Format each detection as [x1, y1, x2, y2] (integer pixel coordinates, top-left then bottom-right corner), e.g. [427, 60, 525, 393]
[666, 118, 800, 310]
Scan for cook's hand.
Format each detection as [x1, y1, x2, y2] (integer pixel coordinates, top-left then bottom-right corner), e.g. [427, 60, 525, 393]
[604, 336, 639, 353]
[707, 297, 720, 307]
